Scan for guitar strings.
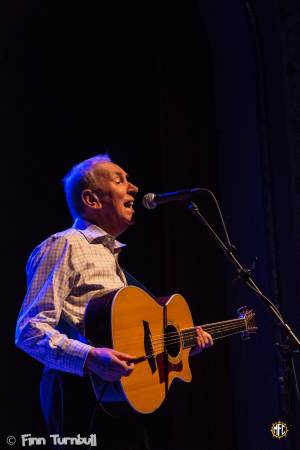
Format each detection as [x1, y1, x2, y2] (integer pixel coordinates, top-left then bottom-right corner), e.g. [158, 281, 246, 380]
[149, 319, 246, 346]
[145, 329, 248, 359]
[151, 319, 254, 344]
[121, 323, 247, 357]
[152, 325, 246, 346]
[148, 318, 246, 342]
[120, 321, 248, 348]
[117, 321, 247, 348]
[150, 328, 246, 354]
[160, 323, 246, 345]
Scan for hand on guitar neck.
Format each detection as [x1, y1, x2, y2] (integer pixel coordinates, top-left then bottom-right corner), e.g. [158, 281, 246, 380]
[84, 347, 136, 382]
[190, 327, 214, 357]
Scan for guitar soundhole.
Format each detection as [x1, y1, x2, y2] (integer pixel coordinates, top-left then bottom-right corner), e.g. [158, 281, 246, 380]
[165, 324, 180, 357]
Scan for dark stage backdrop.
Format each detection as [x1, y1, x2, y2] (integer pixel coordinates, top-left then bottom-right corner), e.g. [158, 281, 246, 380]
[2, 2, 300, 450]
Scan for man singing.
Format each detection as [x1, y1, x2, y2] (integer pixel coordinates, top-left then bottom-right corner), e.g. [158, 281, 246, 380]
[16, 154, 213, 449]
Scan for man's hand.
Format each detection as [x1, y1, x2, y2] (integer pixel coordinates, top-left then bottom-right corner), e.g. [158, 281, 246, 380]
[84, 347, 135, 382]
[190, 327, 213, 356]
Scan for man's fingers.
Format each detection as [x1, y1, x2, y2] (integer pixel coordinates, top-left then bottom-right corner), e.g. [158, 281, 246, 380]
[111, 352, 135, 375]
[122, 363, 135, 377]
[88, 348, 136, 381]
[196, 327, 213, 348]
[113, 350, 136, 361]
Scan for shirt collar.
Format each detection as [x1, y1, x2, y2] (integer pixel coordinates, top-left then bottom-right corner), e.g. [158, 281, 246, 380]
[72, 217, 126, 253]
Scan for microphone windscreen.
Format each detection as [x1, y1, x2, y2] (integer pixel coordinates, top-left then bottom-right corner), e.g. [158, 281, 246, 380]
[142, 193, 156, 209]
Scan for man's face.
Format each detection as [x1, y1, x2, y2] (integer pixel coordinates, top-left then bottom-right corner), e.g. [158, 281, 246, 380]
[91, 162, 138, 236]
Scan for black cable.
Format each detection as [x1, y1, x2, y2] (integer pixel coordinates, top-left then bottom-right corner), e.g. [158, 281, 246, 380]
[87, 380, 113, 450]
[199, 188, 234, 250]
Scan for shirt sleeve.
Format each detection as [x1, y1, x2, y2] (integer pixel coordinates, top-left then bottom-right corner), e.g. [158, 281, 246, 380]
[15, 235, 93, 377]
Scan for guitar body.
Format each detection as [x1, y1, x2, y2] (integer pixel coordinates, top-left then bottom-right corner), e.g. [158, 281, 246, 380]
[84, 285, 257, 414]
[84, 286, 194, 414]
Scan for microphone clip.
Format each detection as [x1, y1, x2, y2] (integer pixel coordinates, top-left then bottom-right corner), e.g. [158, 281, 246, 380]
[233, 256, 258, 284]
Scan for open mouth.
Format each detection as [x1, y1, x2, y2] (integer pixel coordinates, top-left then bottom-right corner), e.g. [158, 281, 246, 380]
[124, 200, 134, 210]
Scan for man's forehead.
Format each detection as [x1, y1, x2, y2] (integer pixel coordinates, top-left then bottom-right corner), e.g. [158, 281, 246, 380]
[93, 162, 128, 178]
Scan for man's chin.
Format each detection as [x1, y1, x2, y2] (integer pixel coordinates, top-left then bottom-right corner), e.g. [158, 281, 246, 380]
[124, 209, 135, 223]
[117, 213, 135, 235]
[124, 216, 135, 229]
[129, 211, 135, 225]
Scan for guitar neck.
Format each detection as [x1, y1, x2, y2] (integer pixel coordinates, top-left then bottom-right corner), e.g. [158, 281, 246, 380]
[181, 317, 248, 349]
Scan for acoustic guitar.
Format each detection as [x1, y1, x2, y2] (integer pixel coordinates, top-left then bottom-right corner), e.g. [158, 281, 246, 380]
[84, 286, 257, 414]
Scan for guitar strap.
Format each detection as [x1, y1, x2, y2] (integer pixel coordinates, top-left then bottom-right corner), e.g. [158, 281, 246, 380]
[123, 270, 156, 299]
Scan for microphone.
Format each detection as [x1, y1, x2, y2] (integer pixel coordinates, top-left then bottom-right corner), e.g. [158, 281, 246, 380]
[142, 188, 204, 209]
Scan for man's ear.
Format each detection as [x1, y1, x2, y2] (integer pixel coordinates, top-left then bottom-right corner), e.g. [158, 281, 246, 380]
[81, 190, 102, 209]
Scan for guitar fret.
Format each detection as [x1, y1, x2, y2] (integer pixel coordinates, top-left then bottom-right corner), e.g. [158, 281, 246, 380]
[181, 328, 197, 349]
[180, 319, 247, 349]
[210, 324, 246, 339]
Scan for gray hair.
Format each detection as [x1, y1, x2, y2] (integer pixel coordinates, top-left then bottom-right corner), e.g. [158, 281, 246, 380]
[63, 154, 112, 219]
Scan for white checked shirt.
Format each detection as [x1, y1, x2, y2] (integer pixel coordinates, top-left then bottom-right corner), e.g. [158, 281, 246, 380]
[15, 218, 127, 377]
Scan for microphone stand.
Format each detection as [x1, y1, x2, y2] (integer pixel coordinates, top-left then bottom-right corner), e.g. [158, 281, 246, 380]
[186, 198, 300, 440]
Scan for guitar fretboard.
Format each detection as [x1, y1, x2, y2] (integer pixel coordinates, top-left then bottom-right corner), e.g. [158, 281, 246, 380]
[181, 318, 247, 349]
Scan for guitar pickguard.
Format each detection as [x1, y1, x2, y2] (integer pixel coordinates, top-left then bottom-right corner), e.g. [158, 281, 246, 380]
[156, 353, 183, 384]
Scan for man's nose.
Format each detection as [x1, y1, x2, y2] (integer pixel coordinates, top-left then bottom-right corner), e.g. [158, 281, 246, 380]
[128, 182, 138, 194]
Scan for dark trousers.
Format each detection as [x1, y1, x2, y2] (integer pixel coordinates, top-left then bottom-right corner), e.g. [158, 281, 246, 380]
[40, 369, 165, 450]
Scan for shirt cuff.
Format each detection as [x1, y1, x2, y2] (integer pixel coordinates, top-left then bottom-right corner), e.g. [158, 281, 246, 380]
[66, 339, 94, 377]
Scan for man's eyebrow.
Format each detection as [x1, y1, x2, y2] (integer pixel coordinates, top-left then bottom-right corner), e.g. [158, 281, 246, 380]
[114, 171, 129, 178]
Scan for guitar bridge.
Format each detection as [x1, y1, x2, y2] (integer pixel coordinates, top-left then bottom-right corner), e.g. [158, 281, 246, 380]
[142, 320, 157, 374]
